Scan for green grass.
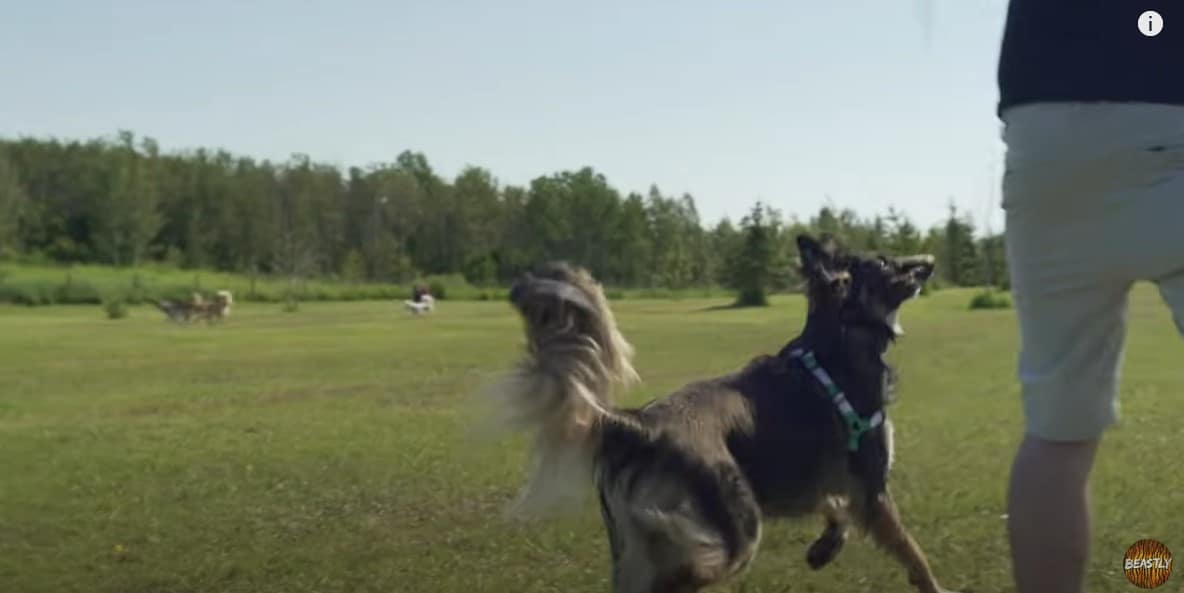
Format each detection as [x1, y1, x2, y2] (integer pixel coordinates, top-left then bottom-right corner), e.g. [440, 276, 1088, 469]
[1, 285, 1180, 593]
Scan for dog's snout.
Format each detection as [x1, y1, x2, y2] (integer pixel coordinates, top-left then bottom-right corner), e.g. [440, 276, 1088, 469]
[897, 255, 935, 282]
[913, 260, 935, 282]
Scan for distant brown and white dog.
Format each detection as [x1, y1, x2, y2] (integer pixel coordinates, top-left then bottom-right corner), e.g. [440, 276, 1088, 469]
[151, 292, 207, 323]
[193, 290, 234, 323]
[152, 298, 196, 323]
[483, 234, 958, 593]
[152, 290, 233, 324]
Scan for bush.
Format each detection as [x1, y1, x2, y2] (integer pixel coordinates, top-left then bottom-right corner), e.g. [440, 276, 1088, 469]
[0, 262, 731, 305]
[306, 287, 335, 302]
[428, 280, 447, 301]
[4, 282, 57, 305]
[341, 249, 366, 283]
[55, 280, 102, 305]
[154, 284, 197, 302]
[462, 254, 497, 287]
[638, 288, 680, 300]
[969, 288, 1012, 310]
[417, 273, 482, 301]
[13, 251, 53, 266]
[246, 286, 284, 303]
[102, 298, 129, 320]
[734, 288, 768, 308]
[282, 293, 301, 313]
[0, 282, 33, 305]
[124, 273, 147, 305]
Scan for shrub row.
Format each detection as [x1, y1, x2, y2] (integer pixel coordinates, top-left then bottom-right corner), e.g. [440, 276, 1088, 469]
[0, 269, 738, 307]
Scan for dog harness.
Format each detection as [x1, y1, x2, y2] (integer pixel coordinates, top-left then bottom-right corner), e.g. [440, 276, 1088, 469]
[788, 348, 884, 452]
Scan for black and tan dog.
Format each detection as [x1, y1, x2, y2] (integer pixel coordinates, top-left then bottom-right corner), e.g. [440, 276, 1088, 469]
[485, 234, 957, 593]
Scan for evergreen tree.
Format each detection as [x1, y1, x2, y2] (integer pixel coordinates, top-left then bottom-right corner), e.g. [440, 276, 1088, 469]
[942, 203, 980, 286]
[729, 202, 785, 307]
[0, 153, 29, 258]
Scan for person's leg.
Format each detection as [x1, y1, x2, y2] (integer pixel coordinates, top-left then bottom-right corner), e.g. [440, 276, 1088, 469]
[1003, 282, 1127, 593]
[1007, 434, 1100, 593]
[999, 103, 1145, 593]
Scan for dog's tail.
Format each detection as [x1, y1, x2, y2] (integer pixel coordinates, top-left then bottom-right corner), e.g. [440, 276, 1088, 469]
[150, 298, 174, 314]
[149, 299, 187, 323]
[486, 266, 640, 518]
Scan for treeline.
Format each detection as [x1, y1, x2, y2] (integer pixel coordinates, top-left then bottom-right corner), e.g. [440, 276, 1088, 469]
[0, 130, 1006, 291]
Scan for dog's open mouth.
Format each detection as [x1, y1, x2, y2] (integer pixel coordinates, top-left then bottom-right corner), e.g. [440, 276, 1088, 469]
[845, 254, 935, 337]
[898, 256, 935, 300]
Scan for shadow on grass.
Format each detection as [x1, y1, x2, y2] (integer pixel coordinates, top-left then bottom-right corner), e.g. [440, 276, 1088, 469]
[692, 301, 768, 313]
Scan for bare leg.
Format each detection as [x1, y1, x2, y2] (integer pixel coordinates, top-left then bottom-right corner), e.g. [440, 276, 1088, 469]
[1007, 433, 1099, 593]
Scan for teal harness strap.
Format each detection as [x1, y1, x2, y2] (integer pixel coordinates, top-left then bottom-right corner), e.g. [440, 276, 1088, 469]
[789, 348, 884, 452]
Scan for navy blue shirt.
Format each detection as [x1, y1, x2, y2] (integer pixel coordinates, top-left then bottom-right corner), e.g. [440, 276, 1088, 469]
[997, 1, 1184, 116]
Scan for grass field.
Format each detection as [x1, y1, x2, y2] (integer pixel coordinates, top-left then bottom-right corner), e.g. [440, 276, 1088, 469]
[1, 286, 1181, 593]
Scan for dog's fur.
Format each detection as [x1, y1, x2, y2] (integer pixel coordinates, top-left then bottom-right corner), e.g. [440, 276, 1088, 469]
[151, 292, 206, 323]
[152, 297, 197, 323]
[485, 234, 956, 593]
[152, 290, 233, 324]
[197, 290, 233, 322]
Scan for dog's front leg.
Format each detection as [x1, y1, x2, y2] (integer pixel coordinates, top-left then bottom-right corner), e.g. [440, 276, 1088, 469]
[806, 497, 849, 569]
[864, 490, 959, 593]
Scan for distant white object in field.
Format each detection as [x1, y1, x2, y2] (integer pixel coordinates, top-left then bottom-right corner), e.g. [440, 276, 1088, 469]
[404, 293, 435, 315]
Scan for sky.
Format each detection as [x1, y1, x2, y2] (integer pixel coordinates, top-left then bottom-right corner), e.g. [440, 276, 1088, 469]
[0, 0, 1010, 233]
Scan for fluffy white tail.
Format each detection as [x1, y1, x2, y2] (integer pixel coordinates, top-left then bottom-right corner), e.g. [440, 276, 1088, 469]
[489, 372, 598, 515]
[486, 269, 639, 518]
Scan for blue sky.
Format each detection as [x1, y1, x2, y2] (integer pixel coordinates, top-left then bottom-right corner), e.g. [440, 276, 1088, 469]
[1, 0, 1009, 232]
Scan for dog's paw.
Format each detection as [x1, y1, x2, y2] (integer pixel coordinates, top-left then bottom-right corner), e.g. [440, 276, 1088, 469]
[805, 535, 845, 570]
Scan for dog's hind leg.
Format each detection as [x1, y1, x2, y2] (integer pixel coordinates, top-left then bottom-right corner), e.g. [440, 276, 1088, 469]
[856, 489, 959, 593]
[606, 483, 761, 592]
[602, 501, 715, 593]
[597, 489, 627, 585]
[806, 496, 849, 570]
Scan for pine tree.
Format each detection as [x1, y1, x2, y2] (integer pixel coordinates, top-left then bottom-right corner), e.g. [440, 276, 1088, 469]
[0, 153, 29, 258]
[729, 202, 785, 307]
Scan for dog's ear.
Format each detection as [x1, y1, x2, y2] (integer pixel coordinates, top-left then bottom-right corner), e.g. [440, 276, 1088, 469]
[796, 233, 842, 275]
[796, 234, 825, 272]
[797, 233, 853, 296]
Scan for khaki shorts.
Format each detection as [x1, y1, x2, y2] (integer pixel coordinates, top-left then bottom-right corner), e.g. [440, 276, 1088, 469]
[1001, 102, 1184, 442]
